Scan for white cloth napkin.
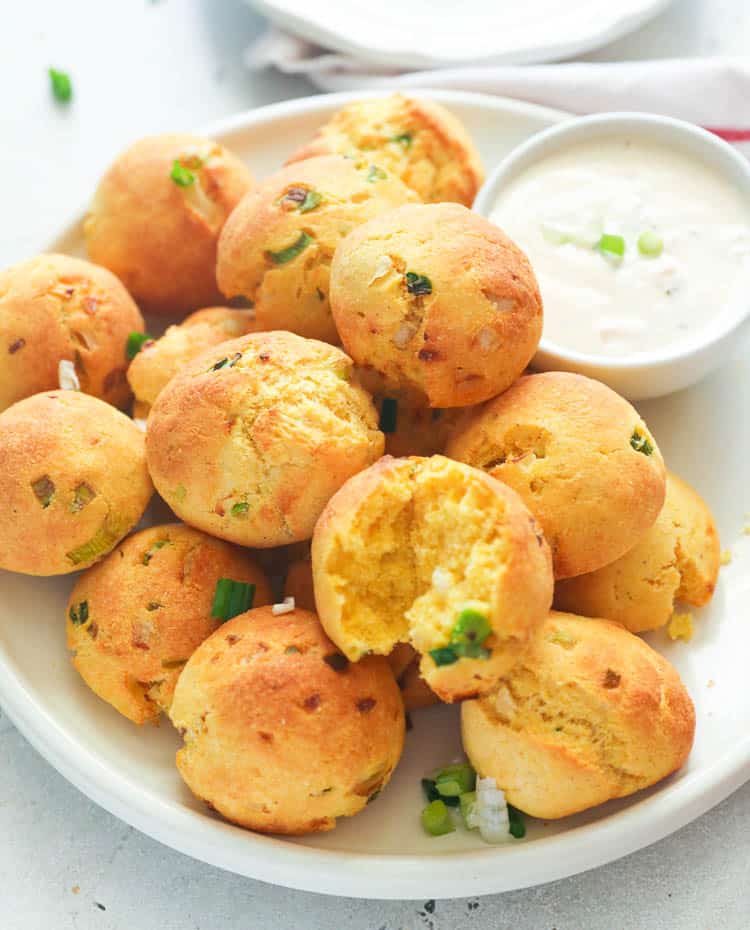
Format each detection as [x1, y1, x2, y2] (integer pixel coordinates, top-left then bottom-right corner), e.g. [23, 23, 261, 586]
[246, 30, 750, 155]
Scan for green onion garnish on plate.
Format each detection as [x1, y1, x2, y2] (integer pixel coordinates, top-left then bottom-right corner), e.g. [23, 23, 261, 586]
[126, 332, 153, 361]
[421, 799, 455, 836]
[638, 231, 663, 257]
[508, 804, 526, 839]
[211, 578, 256, 622]
[434, 763, 476, 798]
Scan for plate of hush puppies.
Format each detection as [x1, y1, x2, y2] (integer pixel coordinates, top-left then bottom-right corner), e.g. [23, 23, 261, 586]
[0, 91, 746, 900]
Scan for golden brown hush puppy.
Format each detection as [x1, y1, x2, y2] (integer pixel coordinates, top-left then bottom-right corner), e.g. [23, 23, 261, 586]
[0, 391, 153, 575]
[554, 472, 720, 633]
[126, 306, 261, 413]
[446, 371, 667, 578]
[398, 659, 440, 712]
[66, 523, 272, 724]
[312, 455, 553, 702]
[286, 94, 484, 206]
[145, 331, 383, 547]
[169, 606, 405, 834]
[330, 203, 543, 407]
[85, 134, 253, 316]
[461, 611, 695, 819]
[216, 155, 418, 344]
[0, 253, 143, 413]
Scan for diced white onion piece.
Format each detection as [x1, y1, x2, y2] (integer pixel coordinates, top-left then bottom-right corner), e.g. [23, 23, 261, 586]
[476, 327, 499, 352]
[475, 777, 512, 844]
[392, 322, 417, 348]
[58, 359, 80, 391]
[368, 254, 393, 285]
[493, 684, 517, 721]
[133, 418, 148, 433]
[272, 597, 295, 616]
[431, 567, 454, 593]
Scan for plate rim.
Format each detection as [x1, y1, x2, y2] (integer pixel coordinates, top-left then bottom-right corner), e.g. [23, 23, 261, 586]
[2, 87, 748, 900]
[245, 0, 673, 69]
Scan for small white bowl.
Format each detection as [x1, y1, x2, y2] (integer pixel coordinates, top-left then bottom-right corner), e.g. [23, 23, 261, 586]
[473, 112, 750, 400]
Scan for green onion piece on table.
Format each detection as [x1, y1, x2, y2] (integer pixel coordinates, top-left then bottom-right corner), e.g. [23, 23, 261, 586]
[421, 799, 455, 836]
[48, 68, 72, 103]
[638, 231, 664, 257]
[211, 579, 256, 622]
[266, 232, 313, 264]
[378, 397, 398, 433]
[126, 332, 153, 361]
[597, 233, 626, 264]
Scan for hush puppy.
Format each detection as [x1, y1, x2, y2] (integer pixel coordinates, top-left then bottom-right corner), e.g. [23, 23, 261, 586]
[286, 94, 484, 206]
[461, 611, 695, 819]
[216, 155, 418, 343]
[446, 372, 666, 578]
[169, 606, 405, 834]
[127, 306, 261, 413]
[555, 472, 720, 632]
[85, 134, 253, 315]
[146, 331, 384, 547]
[0, 391, 153, 575]
[66, 523, 272, 724]
[312, 455, 553, 702]
[330, 203, 543, 407]
[0, 253, 143, 412]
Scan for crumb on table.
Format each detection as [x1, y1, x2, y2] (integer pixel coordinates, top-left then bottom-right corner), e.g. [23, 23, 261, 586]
[667, 611, 694, 642]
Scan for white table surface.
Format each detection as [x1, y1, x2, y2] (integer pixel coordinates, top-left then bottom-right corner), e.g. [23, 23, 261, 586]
[2, 1, 750, 926]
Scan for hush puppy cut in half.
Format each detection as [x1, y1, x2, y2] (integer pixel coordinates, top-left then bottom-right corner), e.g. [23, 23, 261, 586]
[216, 155, 418, 344]
[555, 472, 720, 633]
[67, 524, 272, 724]
[169, 606, 405, 834]
[85, 134, 253, 315]
[312, 455, 554, 702]
[286, 94, 484, 206]
[0, 391, 153, 576]
[146, 331, 384, 547]
[127, 306, 261, 414]
[461, 611, 695, 819]
[446, 372, 667, 579]
[330, 203, 543, 407]
[0, 253, 144, 413]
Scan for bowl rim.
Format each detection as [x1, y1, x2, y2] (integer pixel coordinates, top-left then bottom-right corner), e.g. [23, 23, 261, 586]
[474, 110, 750, 371]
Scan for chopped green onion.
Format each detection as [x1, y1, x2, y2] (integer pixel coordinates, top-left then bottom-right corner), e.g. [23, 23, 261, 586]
[285, 645, 300, 655]
[210, 357, 229, 371]
[170, 159, 196, 187]
[126, 332, 153, 360]
[459, 791, 477, 829]
[31, 475, 56, 509]
[68, 601, 89, 626]
[323, 652, 349, 672]
[405, 272, 432, 296]
[231, 501, 249, 517]
[451, 608, 491, 647]
[142, 539, 170, 565]
[434, 763, 476, 797]
[367, 165, 387, 182]
[638, 231, 663, 258]
[630, 430, 654, 456]
[508, 804, 526, 839]
[48, 68, 72, 103]
[378, 397, 398, 433]
[266, 232, 313, 265]
[298, 190, 322, 214]
[421, 799, 455, 836]
[429, 646, 458, 667]
[70, 482, 96, 513]
[391, 132, 413, 150]
[454, 642, 491, 660]
[422, 777, 459, 807]
[597, 233, 626, 264]
[211, 578, 255, 621]
[66, 520, 123, 566]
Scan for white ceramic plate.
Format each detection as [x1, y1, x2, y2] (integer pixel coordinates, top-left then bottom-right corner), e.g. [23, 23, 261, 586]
[2, 91, 749, 901]
[246, 0, 672, 68]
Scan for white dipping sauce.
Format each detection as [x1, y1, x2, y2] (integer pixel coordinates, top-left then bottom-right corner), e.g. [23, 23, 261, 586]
[490, 137, 750, 357]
